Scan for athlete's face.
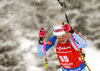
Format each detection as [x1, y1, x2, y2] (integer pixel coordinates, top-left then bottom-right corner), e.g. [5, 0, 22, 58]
[56, 32, 69, 44]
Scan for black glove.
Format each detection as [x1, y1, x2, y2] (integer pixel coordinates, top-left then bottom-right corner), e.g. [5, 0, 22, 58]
[82, 52, 85, 57]
[69, 27, 74, 34]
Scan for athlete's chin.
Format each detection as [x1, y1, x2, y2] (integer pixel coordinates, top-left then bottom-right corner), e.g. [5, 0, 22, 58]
[60, 41, 66, 44]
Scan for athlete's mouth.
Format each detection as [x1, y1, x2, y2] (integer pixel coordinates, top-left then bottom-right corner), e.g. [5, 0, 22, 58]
[60, 39, 65, 42]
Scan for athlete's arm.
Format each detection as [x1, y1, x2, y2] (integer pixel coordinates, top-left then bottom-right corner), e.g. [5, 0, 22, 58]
[38, 36, 57, 57]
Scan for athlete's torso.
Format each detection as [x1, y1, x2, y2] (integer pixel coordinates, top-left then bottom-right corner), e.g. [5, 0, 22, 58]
[56, 41, 84, 69]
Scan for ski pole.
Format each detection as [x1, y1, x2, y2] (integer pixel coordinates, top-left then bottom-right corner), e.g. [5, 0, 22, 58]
[57, 0, 91, 70]
[57, 0, 69, 24]
[69, 33, 91, 71]
[43, 35, 48, 71]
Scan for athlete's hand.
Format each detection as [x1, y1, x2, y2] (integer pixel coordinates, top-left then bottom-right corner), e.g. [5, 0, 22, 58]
[39, 27, 46, 38]
[62, 24, 74, 34]
[62, 24, 71, 32]
[82, 52, 85, 57]
[69, 27, 74, 34]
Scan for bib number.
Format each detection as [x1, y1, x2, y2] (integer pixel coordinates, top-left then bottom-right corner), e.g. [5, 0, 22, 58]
[59, 56, 69, 62]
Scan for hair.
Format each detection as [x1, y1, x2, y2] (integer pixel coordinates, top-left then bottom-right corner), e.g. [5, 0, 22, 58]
[54, 21, 67, 26]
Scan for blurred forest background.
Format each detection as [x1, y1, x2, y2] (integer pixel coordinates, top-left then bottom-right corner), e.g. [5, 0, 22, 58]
[0, 0, 100, 71]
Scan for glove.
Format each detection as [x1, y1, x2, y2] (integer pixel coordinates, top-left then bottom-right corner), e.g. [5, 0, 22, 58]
[39, 27, 46, 38]
[62, 24, 74, 34]
[79, 51, 86, 58]
[69, 27, 74, 34]
[62, 24, 71, 32]
[82, 52, 85, 57]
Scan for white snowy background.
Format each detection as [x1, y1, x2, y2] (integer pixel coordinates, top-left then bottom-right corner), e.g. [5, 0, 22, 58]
[0, 0, 100, 71]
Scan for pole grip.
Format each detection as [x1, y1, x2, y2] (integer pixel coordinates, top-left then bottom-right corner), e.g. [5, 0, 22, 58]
[57, 0, 69, 24]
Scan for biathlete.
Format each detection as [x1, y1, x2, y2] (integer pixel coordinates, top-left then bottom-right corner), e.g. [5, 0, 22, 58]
[38, 21, 88, 71]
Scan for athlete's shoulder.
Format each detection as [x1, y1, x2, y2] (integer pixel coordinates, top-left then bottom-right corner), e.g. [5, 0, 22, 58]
[45, 36, 57, 51]
[47, 35, 57, 45]
[48, 35, 57, 41]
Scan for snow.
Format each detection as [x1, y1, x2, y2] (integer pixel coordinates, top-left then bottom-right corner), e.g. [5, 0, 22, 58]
[1, 0, 100, 71]
[85, 40, 100, 71]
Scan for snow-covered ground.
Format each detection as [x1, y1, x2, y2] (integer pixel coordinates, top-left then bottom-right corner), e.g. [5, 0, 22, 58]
[85, 40, 100, 71]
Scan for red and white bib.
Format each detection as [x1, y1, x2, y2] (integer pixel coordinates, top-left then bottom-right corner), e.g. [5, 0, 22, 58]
[56, 41, 83, 69]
